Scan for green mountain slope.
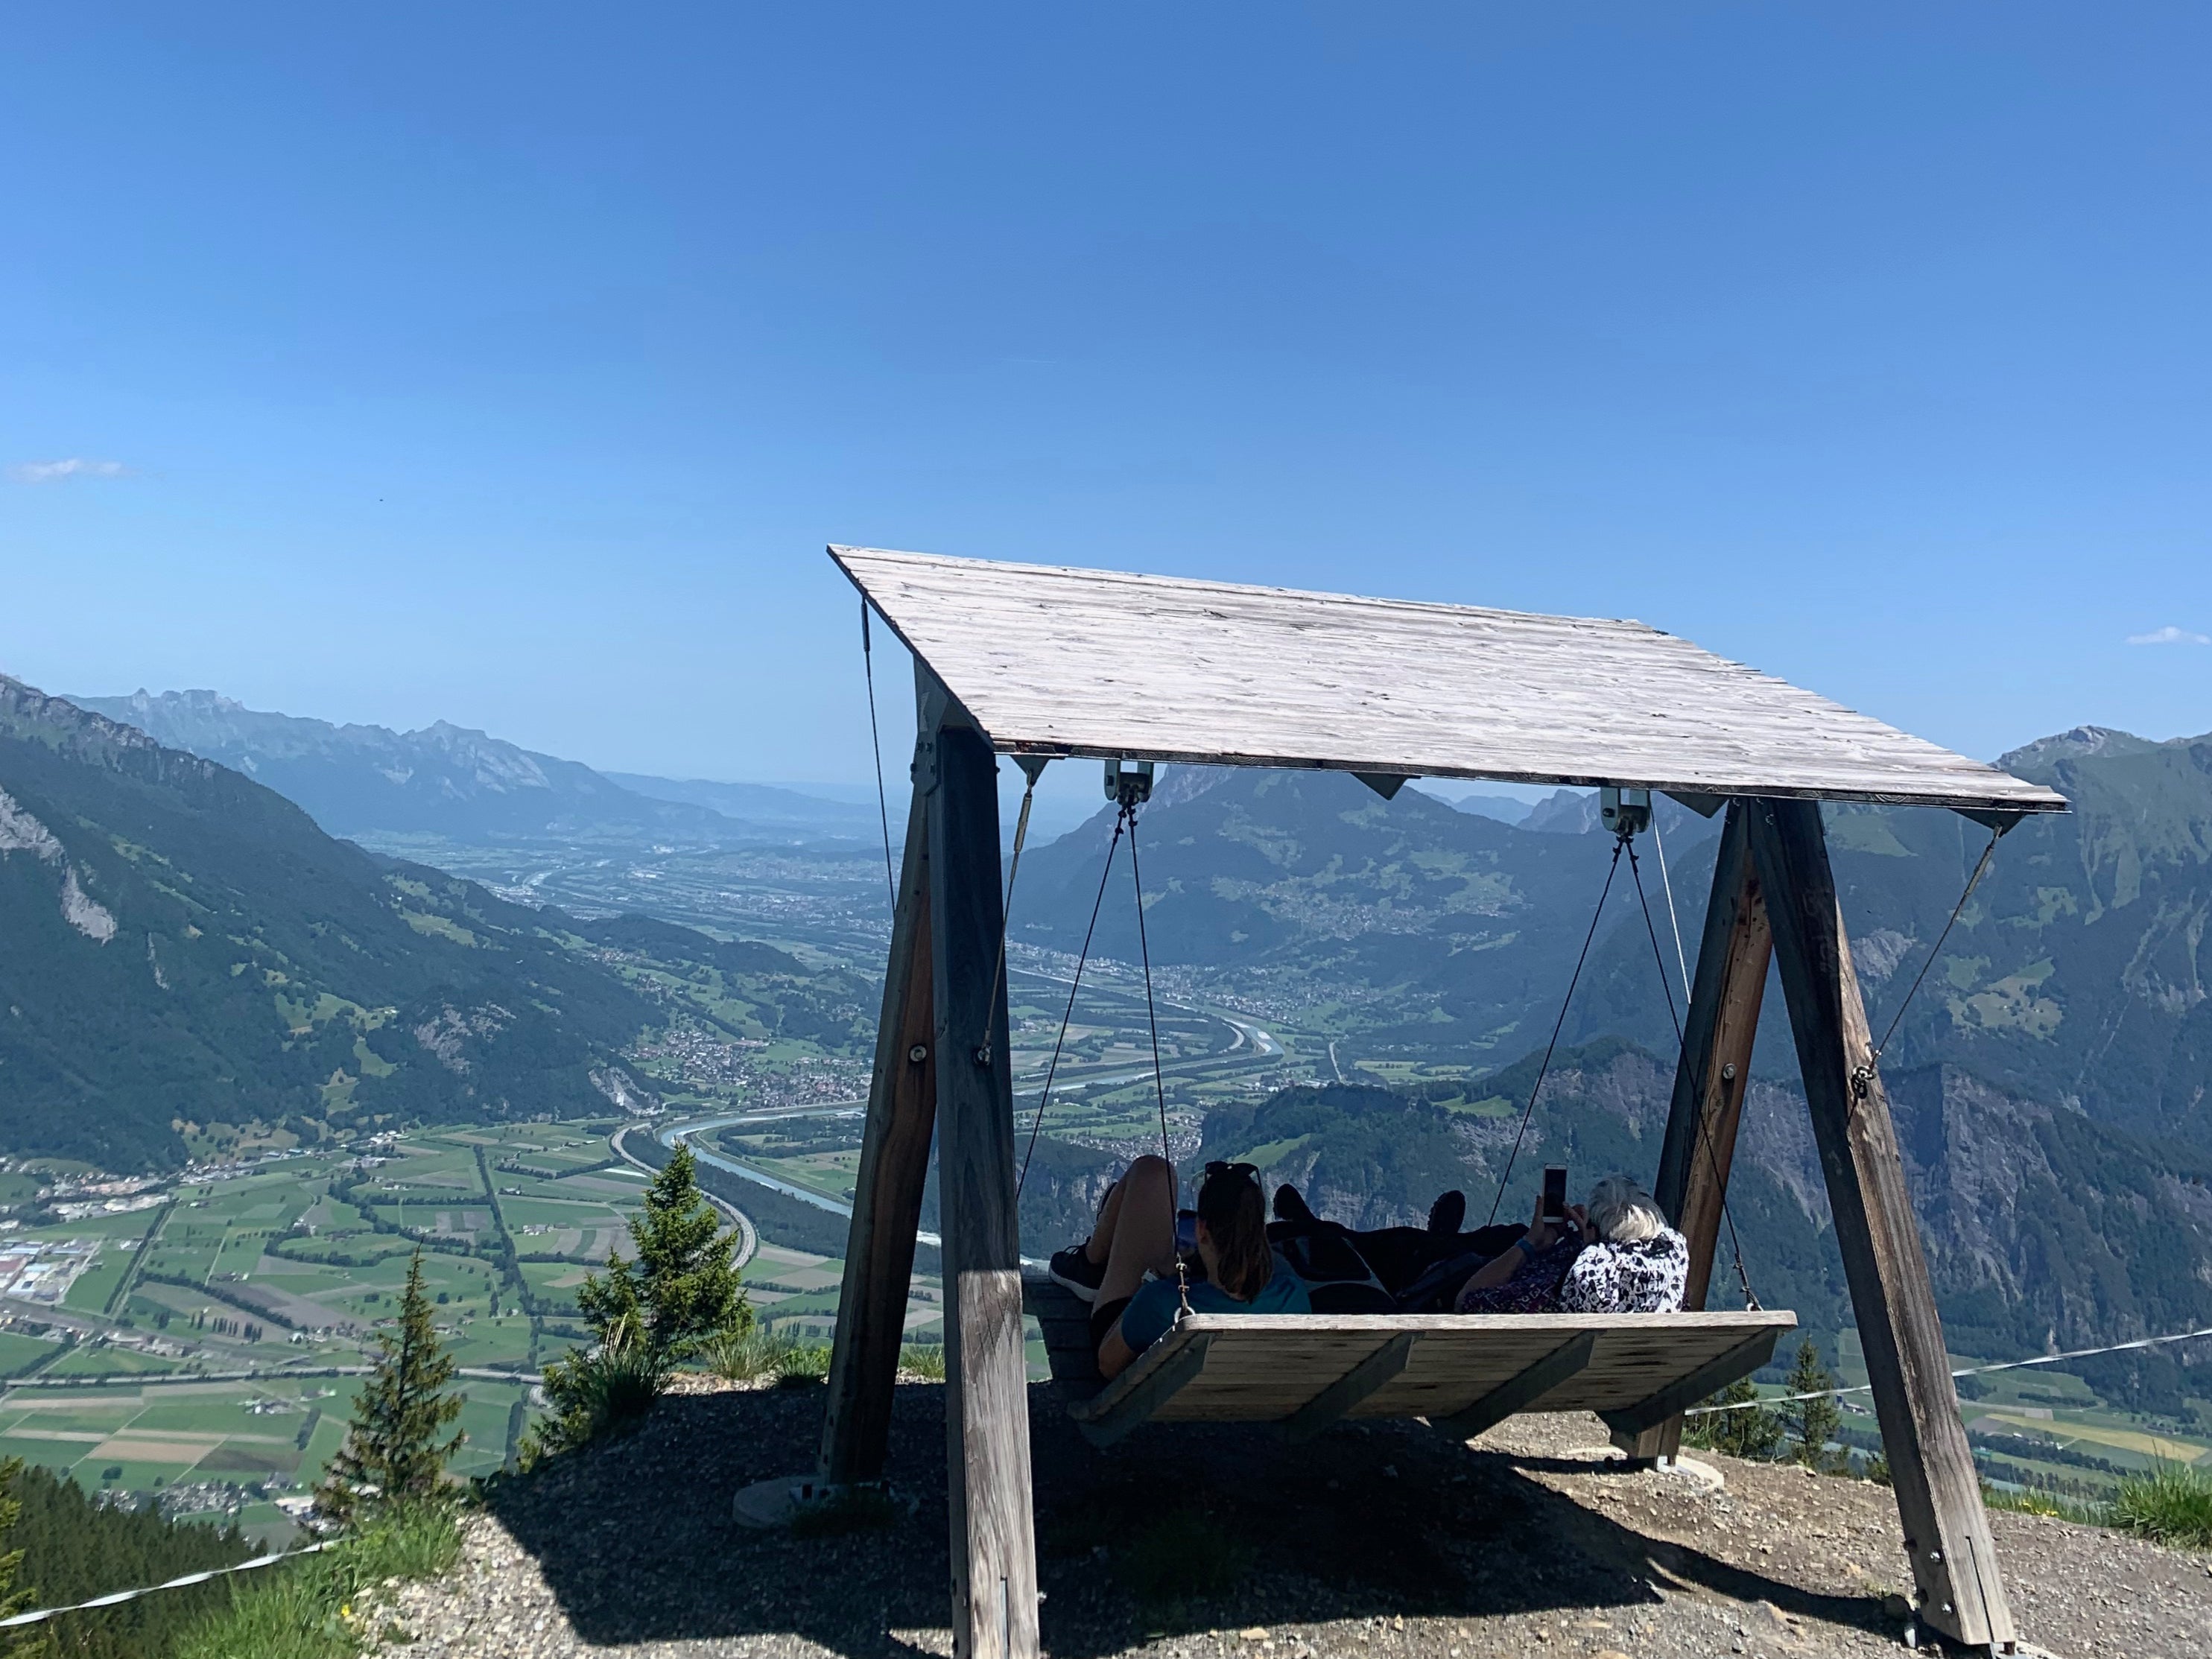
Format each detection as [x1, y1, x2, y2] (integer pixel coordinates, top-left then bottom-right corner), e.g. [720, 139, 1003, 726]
[1195, 1048, 2212, 1399]
[1019, 734, 2212, 1153]
[0, 676, 657, 1168]
[1013, 766, 1650, 1063]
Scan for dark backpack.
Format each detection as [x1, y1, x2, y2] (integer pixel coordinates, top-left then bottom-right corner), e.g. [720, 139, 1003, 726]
[1392, 1247, 1490, 1313]
[1265, 1221, 1395, 1314]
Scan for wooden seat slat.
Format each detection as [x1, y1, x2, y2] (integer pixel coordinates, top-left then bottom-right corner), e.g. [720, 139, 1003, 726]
[1024, 1269, 1793, 1438]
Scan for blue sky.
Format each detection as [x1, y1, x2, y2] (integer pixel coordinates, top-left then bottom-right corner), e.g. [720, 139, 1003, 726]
[3, 4, 2207, 802]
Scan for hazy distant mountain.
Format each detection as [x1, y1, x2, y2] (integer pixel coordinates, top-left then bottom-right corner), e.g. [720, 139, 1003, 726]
[602, 772, 877, 834]
[0, 677, 656, 1167]
[1410, 785, 1536, 826]
[1522, 787, 1601, 834]
[68, 689, 748, 844]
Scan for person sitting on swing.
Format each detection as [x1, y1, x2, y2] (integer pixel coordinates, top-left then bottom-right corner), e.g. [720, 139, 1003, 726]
[1454, 1174, 1688, 1316]
[1050, 1156, 1311, 1379]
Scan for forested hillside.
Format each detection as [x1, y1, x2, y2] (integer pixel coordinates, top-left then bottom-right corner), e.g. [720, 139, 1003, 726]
[0, 677, 656, 1167]
[1017, 732, 2212, 1152]
[1012, 735, 2212, 1385]
[1192, 1048, 2212, 1404]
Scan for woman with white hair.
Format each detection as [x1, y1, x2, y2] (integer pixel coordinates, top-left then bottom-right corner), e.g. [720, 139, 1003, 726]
[1452, 1173, 1689, 1316]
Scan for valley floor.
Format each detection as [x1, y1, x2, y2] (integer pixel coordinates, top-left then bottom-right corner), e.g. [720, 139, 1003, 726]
[386, 1383, 2204, 1659]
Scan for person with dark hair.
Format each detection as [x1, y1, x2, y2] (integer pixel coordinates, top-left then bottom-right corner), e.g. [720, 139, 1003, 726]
[1049, 1156, 1311, 1380]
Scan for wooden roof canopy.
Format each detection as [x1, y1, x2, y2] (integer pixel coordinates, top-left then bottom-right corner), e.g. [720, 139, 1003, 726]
[831, 545, 2067, 819]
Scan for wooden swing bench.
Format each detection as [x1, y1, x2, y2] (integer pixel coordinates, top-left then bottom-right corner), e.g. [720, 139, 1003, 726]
[1023, 1268, 1795, 1447]
[814, 545, 2067, 1656]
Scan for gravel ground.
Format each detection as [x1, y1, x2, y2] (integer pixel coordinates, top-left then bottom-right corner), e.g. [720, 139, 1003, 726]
[381, 1377, 2208, 1658]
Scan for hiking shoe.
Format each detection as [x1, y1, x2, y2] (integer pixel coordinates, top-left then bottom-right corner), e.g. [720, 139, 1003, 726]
[1273, 1183, 1318, 1225]
[1048, 1245, 1105, 1303]
[1427, 1189, 1467, 1236]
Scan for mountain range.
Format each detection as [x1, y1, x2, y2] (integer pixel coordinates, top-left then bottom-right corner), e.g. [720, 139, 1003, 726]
[1006, 734, 2212, 1391]
[0, 677, 864, 1169]
[16, 664, 2212, 1383]
[1017, 732, 2212, 1152]
[65, 689, 869, 846]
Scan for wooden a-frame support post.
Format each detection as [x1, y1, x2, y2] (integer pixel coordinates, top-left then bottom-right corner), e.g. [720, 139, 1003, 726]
[820, 667, 1039, 1659]
[820, 783, 937, 1485]
[1649, 798, 2015, 1652]
[1632, 800, 1773, 1466]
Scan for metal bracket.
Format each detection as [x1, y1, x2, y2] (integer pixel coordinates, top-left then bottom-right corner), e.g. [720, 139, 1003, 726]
[1602, 787, 1652, 838]
[1104, 758, 1153, 806]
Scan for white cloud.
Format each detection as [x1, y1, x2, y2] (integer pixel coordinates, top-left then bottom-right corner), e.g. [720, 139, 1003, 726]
[6, 457, 127, 484]
[2126, 625, 2211, 647]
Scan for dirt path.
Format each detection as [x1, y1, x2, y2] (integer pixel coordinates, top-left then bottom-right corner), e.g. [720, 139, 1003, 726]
[387, 1380, 2208, 1658]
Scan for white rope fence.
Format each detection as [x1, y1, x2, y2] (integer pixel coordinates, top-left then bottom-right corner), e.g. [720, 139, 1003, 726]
[1684, 1321, 2212, 1414]
[0, 1540, 336, 1629]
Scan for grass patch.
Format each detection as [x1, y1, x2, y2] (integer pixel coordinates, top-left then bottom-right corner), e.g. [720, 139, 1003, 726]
[173, 1505, 461, 1659]
[2111, 1462, 2212, 1547]
[703, 1328, 831, 1387]
[1982, 1483, 2108, 1525]
[899, 1342, 946, 1381]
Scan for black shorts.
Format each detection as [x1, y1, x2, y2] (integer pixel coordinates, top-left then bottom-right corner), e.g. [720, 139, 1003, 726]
[1091, 1295, 1132, 1353]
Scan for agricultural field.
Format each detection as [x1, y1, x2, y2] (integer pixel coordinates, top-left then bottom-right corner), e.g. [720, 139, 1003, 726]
[0, 1118, 682, 1537]
[1821, 1329, 2211, 1500]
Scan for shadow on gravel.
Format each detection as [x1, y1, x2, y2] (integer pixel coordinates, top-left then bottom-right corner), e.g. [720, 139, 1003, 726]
[485, 1382, 1892, 1658]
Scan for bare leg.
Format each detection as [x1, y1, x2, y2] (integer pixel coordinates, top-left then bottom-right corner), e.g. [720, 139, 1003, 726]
[1095, 1155, 1177, 1306]
[1082, 1179, 1126, 1266]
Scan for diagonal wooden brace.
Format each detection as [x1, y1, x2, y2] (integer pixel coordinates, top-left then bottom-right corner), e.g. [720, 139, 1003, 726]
[1433, 1330, 1597, 1442]
[1281, 1331, 1417, 1444]
[1077, 1333, 1214, 1448]
[1600, 1327, 1782, 1438]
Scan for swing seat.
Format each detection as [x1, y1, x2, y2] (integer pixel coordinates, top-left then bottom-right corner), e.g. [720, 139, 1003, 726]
[1022, 1268, 1795, 1448]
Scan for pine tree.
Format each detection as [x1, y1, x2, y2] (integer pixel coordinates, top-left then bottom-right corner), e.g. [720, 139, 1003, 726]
[0, 1459, 41, 1658]
[1683, 1374, 1784, 1461]
[316, 1250, 464, 1522]
[1784, 1336, 1843, 1472]
[578, 1145, 749, 1365]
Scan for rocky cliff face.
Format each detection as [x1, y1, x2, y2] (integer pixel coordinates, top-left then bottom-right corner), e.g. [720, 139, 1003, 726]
[1181, 1039, 2212, 1378]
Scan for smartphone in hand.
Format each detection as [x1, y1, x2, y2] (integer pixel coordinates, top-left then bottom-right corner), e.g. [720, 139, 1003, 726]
[1541, 1166, 1568, 1225]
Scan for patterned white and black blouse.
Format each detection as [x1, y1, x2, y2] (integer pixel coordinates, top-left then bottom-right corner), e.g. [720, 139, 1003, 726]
[1556, 1227, 1690, 1314]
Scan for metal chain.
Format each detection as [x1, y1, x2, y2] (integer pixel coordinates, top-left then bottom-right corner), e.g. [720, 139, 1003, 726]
[1851, 826, 2004, 1101]
[1014, 805, 1128, 1196]
[1486, 837, 1625, 1227]
[1126, 807, 1173, 1173]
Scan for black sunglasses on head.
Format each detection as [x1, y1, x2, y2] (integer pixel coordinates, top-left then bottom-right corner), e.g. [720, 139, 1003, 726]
[1203, 1161, 1260, 1183]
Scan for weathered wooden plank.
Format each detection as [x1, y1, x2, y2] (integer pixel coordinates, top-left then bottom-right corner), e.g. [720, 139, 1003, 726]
[1433, 1332, 1597, 1441]
[927, 697, 1039, 1659]
[1151, 1310, 1794, 1337]
[832, 548, 2066, 815]
[819, 790, 937, 1486]
[1086, 1314, 1801, 1429]
[1749, 797, 2015, 1651]
[1635, 799, 1774, 1462]
[1280, 1332, 1416, 1442]
[1598, 1327, 1784, 1437]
